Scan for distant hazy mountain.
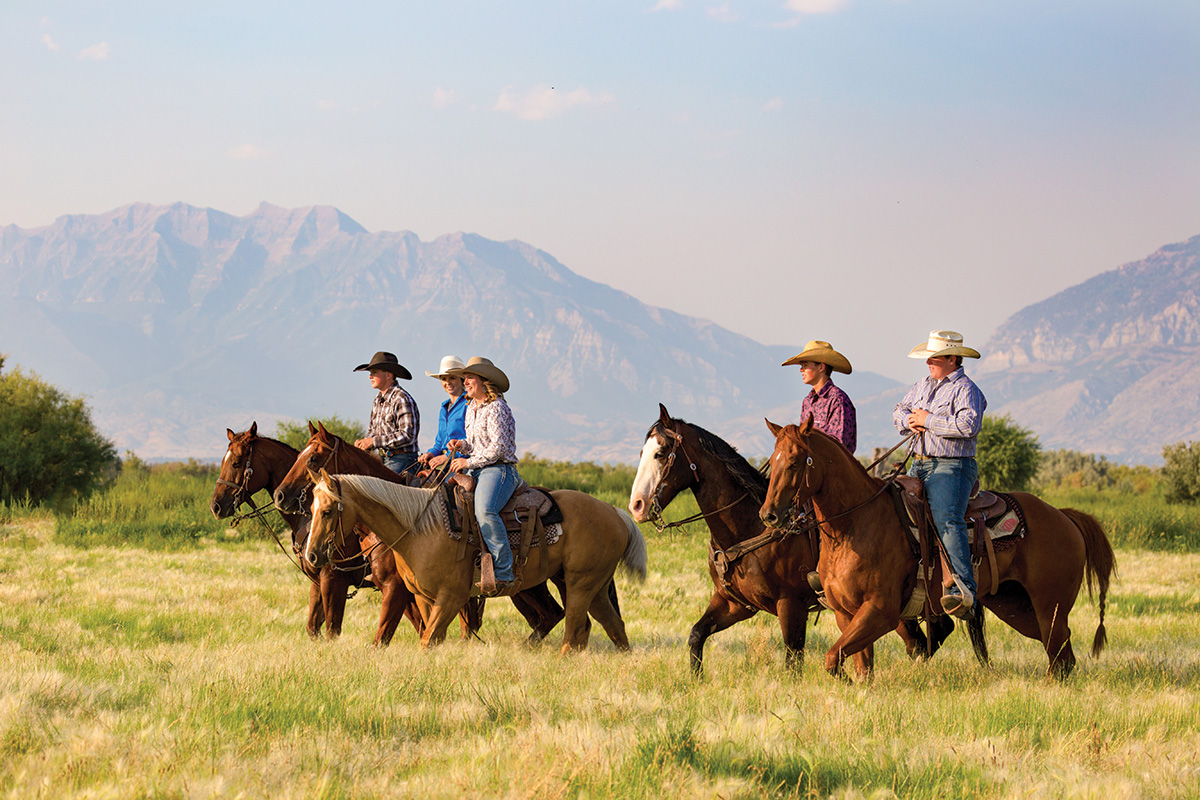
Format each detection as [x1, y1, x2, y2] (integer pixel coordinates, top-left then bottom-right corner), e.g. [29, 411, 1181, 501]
[2, 202, 905, 462]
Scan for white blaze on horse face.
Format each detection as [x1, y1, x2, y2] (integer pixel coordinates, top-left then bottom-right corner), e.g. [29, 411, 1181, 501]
[628, 436, 665, 520]
[222, 449, 231, 466]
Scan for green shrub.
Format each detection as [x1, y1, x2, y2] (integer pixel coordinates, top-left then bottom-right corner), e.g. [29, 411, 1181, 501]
[0, 360, 118, 508]
[274, 416, 364, 450]
[976, 414, 1040, 492]
[1162, 440, 1200, 504]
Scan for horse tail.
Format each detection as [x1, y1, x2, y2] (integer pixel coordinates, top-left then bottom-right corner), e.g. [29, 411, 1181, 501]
[616, 509, 648, 582]
[1060, 507, 1116, 659]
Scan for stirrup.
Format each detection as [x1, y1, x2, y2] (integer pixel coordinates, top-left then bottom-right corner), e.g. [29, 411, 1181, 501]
[807, 571, 830, 609]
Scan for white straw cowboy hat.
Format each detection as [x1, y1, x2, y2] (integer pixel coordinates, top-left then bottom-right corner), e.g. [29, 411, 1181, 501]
[352, 351, 413, 380]
[782, 340, 853, 374]
[425, 355, 467, 379]
[907, 330, 982, 360]
[447, 356, 510, 394]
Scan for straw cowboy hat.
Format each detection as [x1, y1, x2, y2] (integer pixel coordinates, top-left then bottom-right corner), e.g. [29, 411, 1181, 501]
[352, 351, 413, 380]
[425, 355, 467, 379]
[907, 330, 982, 360]
[448, 356, 510, 394]
[781, 340, 853, 374]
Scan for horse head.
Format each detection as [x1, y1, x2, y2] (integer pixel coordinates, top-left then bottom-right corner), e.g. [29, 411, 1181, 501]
[758, 415, 824, 528]
[628, 404, 700, 523]
[303, 469, 343, 568]
[211, 422, 265, 519]
[274, 421, 340, 514]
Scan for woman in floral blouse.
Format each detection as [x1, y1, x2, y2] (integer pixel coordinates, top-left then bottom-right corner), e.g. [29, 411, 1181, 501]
[446, 357, 520, 597]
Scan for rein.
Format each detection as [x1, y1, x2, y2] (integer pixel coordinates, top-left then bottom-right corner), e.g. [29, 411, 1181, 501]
[645, 425, 752, 533]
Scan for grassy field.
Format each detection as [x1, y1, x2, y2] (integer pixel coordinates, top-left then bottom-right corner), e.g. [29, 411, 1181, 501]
[2, 468, 1199, 798]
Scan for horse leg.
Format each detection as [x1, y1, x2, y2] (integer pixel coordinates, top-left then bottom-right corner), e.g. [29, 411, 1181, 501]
[512, 582, 565, 646]
[1033, 596, 1077, 680]
[777, 596, 810, 671]
[305, 580, 325, 638]
[559, 575, 605, 654]
[825, 603, 896, 679]
[586, 583, 630, 651]
[459, 597, 485, 640]
[419, 596, 466, 649]
[375, 576, 419, 647]
[851, 642, 875, 679]
[325, 573, 351, 640]
[688, 593, 758, 676]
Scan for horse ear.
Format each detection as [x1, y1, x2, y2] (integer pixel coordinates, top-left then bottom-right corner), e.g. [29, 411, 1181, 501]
[319, 468, 332, 484]
[799, 413, 815, 435]
[305, 466, 321, 484]
[658, 403, 671, 426]
[765, 418, 783, 437]
[317, 420, 329, 437]
[249, 421, 258, 437]
[308, 421, 318, 436]
[227, 428, 236, 442]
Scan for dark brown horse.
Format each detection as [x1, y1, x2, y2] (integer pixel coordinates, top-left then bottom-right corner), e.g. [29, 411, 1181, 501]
[759, 417, 1115, 679]
[628, 405, 957, 675]
[272, 422, 572, 645]
[210, 423, 424, 644]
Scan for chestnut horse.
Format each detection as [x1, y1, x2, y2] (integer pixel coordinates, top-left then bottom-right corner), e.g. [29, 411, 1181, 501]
[759, 417, 1114, 679]
[273, 422, 576, 645]
[304, 472, 647, 651]
[627, 404, 958, 675]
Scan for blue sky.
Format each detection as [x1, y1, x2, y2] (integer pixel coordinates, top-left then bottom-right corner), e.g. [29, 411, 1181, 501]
[3, 1, 1197, 381]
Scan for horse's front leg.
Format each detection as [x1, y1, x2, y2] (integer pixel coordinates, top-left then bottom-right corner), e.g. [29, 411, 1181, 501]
[419, 590, 470, 649]
[776, 595, 810, 671]
[826, 601, 897, 679]
[305, 579, 325, 638]
[688, 592, 758, 676]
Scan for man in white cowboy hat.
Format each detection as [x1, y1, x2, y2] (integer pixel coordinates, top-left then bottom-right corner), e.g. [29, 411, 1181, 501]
[352, 351, 421, 475]
[782, 340, 857, 454]
[417, 355, 469, 471]
[893, 330, 987, 619]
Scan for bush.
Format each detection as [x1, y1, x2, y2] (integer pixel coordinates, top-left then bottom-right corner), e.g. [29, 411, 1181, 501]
[274, 416, 365, 450]
[1034, 449, 1115, 491]
[1162, 441, 1200, 504]
[0, 360, 118, 507]
[976, 414, 1041, 492]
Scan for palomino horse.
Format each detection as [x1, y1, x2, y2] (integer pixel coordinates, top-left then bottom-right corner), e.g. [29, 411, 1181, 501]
[273, 422, 576, 644]
[759, 417, 1115, 679]
[304, 472, 647, 651]
[627, 404, 957, 675]
[210, 423, 424, 644]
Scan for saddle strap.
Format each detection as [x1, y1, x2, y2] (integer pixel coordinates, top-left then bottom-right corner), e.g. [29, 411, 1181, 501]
[976, 515, 999, 596]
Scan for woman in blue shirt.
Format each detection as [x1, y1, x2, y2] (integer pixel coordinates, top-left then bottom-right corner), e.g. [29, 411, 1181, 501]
[417, 355, 470, 471]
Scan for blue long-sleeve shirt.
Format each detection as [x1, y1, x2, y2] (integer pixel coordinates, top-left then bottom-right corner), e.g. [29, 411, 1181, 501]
[425, 393, 469, 457]
[893, 368, 987, 457]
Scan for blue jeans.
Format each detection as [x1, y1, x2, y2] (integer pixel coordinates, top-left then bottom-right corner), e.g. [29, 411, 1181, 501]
[383, 451, 419, 476]
[909, 456, 978, 597]
[470, 463, 520, 582]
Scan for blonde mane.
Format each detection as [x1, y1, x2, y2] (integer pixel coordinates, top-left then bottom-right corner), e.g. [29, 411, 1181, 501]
[314, 474, 445, 535]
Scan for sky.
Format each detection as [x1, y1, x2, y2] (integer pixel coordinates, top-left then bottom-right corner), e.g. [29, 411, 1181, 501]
[2, 0, 1198, 382]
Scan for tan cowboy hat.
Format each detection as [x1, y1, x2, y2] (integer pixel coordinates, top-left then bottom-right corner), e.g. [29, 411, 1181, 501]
[907, 330, 981, 359]
[352, 351, 413, 379]
[425, 355, 467, 379]
[448, 356, 510, 394]
[782, 340, 852, 374]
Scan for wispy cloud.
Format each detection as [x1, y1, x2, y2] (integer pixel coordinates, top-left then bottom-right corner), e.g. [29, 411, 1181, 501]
[431, 87, 456, 109]
[651, 0, 683, 10]
[784, 0, 849, 15]
[707, 3, 739, 22]
[227, 144, 268, 161]
[494, 85, 613, 121]
[763, 97, 784, 112]
[41, 34, 60, 52]
[77, 42, 110, 61]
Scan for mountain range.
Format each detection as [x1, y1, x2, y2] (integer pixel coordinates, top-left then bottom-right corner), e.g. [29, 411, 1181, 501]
[1, 202, 1195, 464]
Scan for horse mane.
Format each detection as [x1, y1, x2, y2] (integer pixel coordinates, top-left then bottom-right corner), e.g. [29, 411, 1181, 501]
[321, 474, 443, 535]
[650, 416, 769, 504]
[782, 424, 879, 488]
[308, 429, 397, 478]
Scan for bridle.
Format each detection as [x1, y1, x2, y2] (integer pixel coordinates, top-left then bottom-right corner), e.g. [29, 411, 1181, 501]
[643, 424, 749, 533]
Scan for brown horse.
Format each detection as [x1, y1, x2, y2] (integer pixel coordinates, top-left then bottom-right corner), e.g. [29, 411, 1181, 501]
[759, 417, 1115, 679]
[210, 422, 424, 644]
[627, 404, 958, 675]
[273, 422, 575, 644]
[304, 472, 647, 651]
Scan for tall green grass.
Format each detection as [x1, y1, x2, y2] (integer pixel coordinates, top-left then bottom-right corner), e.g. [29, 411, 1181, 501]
[1041, 487, 1200, 552]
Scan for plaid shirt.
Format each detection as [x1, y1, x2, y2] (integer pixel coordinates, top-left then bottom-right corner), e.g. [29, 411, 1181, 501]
[893, 368, 986, 458]
[368, 384, 420, 452]
[800, 381, 857, 454]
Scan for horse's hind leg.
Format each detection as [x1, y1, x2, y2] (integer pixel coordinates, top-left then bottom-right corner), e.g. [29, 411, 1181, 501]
[1035, 597, 1077, 679]
[586, 584, 630, 651]
[512, 581, 564, 645]
[777, 595, 809, 670]
[688, 593, 758, 676]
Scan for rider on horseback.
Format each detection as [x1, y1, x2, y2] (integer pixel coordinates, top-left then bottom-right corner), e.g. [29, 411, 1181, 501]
[782, 340, 857, 454]
[892, 331, 987, 620]
[352, 351, 421, 476]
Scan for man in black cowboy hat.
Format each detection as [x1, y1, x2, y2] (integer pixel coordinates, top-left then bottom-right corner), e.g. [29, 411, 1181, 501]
[353, 351, 421, 475]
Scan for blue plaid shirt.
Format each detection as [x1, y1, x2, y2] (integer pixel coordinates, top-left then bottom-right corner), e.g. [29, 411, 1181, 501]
[893, 368, 986, 458]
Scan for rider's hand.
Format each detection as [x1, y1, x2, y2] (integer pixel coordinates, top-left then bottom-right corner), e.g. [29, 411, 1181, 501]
[907, 409, 929, 431]
[354, 436, 375, 450]
[429, 454, 449, 469]
[417, 452, 431, 465]
[449, 457, 468, 473]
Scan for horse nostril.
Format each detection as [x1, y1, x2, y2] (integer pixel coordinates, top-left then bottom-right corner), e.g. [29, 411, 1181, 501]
[306, 552, 317, 566]
[630, 499, 643, 516]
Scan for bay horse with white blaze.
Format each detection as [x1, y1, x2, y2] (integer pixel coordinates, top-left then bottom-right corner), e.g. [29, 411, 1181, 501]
[210, 422, 423, 643]
[628, 404, 959, 675]
[759, 417, 1114, 679]
[304, 471, 647, 651]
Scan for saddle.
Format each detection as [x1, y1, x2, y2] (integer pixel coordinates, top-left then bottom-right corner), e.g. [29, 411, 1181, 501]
[440, 474, 564, 596]
[888, 476, 1028, 618]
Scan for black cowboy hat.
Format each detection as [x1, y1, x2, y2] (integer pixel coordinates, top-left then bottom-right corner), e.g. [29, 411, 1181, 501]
[352, 351, 413, 380]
